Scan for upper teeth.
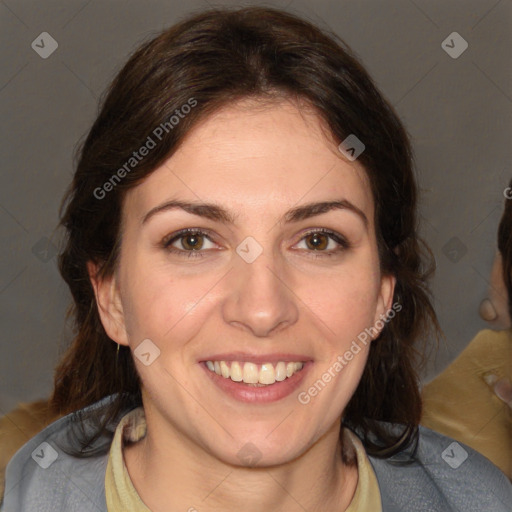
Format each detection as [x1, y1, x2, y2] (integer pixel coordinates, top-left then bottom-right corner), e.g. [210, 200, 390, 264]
[205, 360, 304, 385]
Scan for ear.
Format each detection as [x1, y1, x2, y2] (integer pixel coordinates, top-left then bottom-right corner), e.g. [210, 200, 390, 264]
[480, 251, 512, 328]
[87, 260, 129, 346]
[372, 273, 396, 339]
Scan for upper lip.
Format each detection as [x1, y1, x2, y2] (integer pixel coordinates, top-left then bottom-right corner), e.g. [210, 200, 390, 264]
[200, 352, 312, 364]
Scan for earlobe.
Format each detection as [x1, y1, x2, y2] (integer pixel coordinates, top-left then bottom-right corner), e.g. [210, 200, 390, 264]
[87, 260, 129, 346]
[373, 273, 396, 337]
[382, 274, 396, 313]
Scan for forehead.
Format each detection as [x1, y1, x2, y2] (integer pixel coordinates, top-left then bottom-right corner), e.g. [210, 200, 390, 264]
[124, 98, 374, 227]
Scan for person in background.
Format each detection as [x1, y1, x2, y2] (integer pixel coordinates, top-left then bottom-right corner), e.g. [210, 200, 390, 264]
[421, 180, 512, 480]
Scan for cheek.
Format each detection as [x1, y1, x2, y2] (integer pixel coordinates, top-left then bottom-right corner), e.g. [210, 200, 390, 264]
[299, 265, 381, 340]
[120, 257, 221, 344]
[120, 242, 382, 352]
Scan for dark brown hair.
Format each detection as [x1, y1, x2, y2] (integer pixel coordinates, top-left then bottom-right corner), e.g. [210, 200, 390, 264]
[50, 5, 439, 458]
[498, 179, 512, 319]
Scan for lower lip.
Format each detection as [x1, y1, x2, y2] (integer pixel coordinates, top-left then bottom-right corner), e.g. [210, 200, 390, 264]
[201, 362, 312, 403]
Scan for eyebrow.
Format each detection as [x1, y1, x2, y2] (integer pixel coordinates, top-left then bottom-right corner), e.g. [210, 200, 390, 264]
[141, 198, 368, 227]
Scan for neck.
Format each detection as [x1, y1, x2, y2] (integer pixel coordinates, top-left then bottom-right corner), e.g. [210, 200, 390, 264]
[123, 412, 358, 512]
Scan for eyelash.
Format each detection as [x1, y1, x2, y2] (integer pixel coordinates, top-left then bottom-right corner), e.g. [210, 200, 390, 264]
[161, 227, 350, 259]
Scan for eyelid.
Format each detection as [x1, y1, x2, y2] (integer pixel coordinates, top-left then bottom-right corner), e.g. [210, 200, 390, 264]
[162, 228, 218, 258]
[292, 228, 351, 257]
[162, 227, 217, 247]
[295, 227, 349, 246]
[162, 227, 350, 258]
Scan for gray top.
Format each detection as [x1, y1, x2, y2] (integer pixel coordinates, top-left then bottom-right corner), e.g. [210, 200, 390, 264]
[2, 394, 511, 511]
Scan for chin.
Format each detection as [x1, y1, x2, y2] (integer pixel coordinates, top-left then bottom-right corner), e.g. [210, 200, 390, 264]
[207, 432, 307, 468]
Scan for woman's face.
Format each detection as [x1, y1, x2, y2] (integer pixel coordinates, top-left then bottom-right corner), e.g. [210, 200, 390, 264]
[92, 98, 394, 466]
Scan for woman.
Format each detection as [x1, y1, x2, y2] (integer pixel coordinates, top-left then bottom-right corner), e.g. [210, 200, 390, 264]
[422, 180, 512, 480]
[2, 6, 511, 511]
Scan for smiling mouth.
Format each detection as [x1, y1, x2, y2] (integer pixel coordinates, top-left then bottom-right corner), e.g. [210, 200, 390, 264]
[204, 360, 305, 386]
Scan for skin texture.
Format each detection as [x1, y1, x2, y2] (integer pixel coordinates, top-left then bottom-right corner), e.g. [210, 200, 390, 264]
[482, 251, 512, 407]
[88, 98, 395, 512]
[481, 251, 511, 329]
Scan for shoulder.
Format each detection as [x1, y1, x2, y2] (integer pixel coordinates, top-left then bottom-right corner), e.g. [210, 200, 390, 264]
[1, 394, 127, 512]
[0, 400, 61, 501]
[422, 328, 510, 394]
[433, 328, 510, 375]
[367, 423, 512, 512]
[460, 328, 511, 358]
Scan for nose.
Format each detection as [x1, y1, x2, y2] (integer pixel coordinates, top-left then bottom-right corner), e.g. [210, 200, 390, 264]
[221, 248, 299, 337]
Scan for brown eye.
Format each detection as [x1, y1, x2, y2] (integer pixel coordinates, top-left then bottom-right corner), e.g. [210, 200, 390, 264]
[180, 233, 205, 251]
[294, 229, 350, 258]
[305, 232, 329, 251]
[162, 229, 217, 258]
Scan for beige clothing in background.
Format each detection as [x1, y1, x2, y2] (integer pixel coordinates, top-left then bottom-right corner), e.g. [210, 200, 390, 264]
[422, 329, 512, 479]
[0, 400, 60, 501]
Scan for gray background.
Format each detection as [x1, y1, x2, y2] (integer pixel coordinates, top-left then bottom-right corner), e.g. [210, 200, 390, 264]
[1, 0, 511, 414]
